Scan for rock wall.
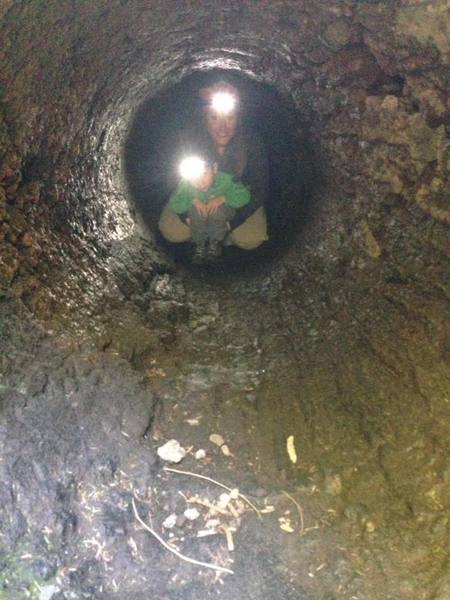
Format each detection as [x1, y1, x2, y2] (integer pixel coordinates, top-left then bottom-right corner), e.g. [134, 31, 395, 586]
[0, 3, 449, 598]
[0, 0, 448, 321]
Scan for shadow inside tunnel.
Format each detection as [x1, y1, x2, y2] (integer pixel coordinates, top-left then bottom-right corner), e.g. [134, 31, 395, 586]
[124, 69, 317, 272]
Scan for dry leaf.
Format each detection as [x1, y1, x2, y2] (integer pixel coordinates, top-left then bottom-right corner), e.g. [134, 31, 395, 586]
[286, 435, 297, 464]
[221, 444, 232, 457]
[209, 433, 225, 447]
[279, 517, 295, 533]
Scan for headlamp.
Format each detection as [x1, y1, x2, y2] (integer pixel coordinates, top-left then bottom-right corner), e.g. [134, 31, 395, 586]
[179, 156, 206, 181]
[210, 91, 237, 115]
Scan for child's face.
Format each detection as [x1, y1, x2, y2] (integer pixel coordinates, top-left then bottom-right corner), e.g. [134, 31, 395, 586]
[192, 164, 215, 192]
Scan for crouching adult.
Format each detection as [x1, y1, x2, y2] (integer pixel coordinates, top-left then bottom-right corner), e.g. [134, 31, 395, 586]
[159, 81, 269, 255]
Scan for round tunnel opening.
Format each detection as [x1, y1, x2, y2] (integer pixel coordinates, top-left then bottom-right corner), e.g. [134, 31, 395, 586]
[124, 70, 315, 268]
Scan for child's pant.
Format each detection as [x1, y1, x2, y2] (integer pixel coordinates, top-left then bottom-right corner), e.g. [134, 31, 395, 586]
[189, 204, 236, 244]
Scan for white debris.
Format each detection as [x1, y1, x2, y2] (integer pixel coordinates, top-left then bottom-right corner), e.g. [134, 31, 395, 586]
[157, 440, 187, 463]
[286, 435, 297, 464]
[279, 517, 295, 533]
[205, 518, 221, 529]
[185, 417, 201, 426]
[184, 508, 200, 521]
[221, 444, 232, 456]
[39, 586, 60, 600]
[209, 433, 225, 447]
[197, 529, 219, 538]
[229, 488, 239, 500]
[195, 449, 206, 460]
[162, 514, 178, 529]
[217, 493, 231, 509]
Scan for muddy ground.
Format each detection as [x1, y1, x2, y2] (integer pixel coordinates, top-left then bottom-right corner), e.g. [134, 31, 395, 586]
[1, 243, 449, 600]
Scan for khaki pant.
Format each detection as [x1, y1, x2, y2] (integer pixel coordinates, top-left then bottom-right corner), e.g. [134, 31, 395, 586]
[158, 204, 268, 250]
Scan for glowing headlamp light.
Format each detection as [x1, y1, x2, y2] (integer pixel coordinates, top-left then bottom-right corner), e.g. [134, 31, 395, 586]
[179, 156, 206, 181]
[211, 91, 237, 115]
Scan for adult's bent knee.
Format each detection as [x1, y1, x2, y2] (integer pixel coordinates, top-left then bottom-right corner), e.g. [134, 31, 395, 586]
[229, 207, 268, 250]
[159, 205, 191, 243]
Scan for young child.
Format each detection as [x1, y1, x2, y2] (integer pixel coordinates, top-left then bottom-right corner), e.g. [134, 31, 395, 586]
[169, 157, 250, 262]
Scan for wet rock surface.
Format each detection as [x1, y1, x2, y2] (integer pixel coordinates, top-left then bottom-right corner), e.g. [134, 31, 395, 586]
[0, 0, 449, 598]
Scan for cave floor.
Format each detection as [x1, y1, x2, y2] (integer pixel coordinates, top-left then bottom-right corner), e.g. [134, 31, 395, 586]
[1, 252, 449, 599]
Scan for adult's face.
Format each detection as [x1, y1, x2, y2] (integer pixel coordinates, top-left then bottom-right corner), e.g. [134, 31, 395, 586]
[205, 109, 238, 149]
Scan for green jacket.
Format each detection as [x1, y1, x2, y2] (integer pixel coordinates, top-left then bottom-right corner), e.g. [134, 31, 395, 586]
[169, 172, 250, 214]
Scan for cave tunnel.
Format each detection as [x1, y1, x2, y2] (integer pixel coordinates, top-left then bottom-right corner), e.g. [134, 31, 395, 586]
[124, 70, 312, 266]
[0, 2, 449, 598]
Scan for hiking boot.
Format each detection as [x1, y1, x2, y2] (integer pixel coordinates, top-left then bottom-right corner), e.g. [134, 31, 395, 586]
[192, 242, 207, 264]
[207, 240, 222, 259]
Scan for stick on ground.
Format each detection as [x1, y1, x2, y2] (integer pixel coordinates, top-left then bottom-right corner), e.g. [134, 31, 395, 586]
[131, 497, 234, 575]
[163, 466, 262, 518]
[282, 490, 305, 535]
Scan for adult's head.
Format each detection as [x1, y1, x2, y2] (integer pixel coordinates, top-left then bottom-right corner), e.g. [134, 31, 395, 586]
[200, 81, 240, 150]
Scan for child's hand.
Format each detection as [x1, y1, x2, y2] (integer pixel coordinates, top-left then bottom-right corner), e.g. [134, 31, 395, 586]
[206, 196, 225, 215]
[192, 198, 209, 217]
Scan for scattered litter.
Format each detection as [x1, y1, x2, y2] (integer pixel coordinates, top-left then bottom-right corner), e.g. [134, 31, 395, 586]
[286, 435, 297, 464]
[157, 440, 186, 463]
[279, 516, 295, 533]
[197, 529, 220, 538]
[221, 444, 232, 457]
[185, 417, 201, 426]
[218, 525, 235, 552]
[195, 449, 206, 460]
[260, 506, 275, 514]
[184, 508, 200, 521]
[197, 519, 222, 538]
[162, 514, 178, 529]
[205, 518, 221, 529]
[181, 493, 230, 516]
[209, 433, 225, 447]
[217, 493, 231, 510]
[164, 467, 262, 518]
[229, 488, 239, 500]
[132, 498, 233, 574]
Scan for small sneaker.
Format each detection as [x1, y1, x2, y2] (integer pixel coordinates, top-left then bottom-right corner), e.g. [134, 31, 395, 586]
[192, 242, 207, 264]
[207, 240, 222, 259]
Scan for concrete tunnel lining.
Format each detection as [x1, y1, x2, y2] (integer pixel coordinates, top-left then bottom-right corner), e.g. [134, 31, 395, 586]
[0, 1, 450, 598]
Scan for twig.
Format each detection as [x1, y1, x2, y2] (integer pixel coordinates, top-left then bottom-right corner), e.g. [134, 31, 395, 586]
[282, 491, 305, 535]
[131, 498, 234, 575]
[163, 467, 262, 519]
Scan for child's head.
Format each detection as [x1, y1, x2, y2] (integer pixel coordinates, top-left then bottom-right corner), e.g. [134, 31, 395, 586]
[192, 160, 216, 192]
[179, 155, 217, 191]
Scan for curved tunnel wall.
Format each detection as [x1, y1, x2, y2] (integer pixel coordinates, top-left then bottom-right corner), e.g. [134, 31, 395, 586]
[0, 3, 449, 598]
[1, 0, 448, 316]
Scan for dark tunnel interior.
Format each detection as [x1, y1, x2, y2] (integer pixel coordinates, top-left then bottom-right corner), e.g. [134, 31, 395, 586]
[124, 70, 313, 266]
[0, 2, 449, 599]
